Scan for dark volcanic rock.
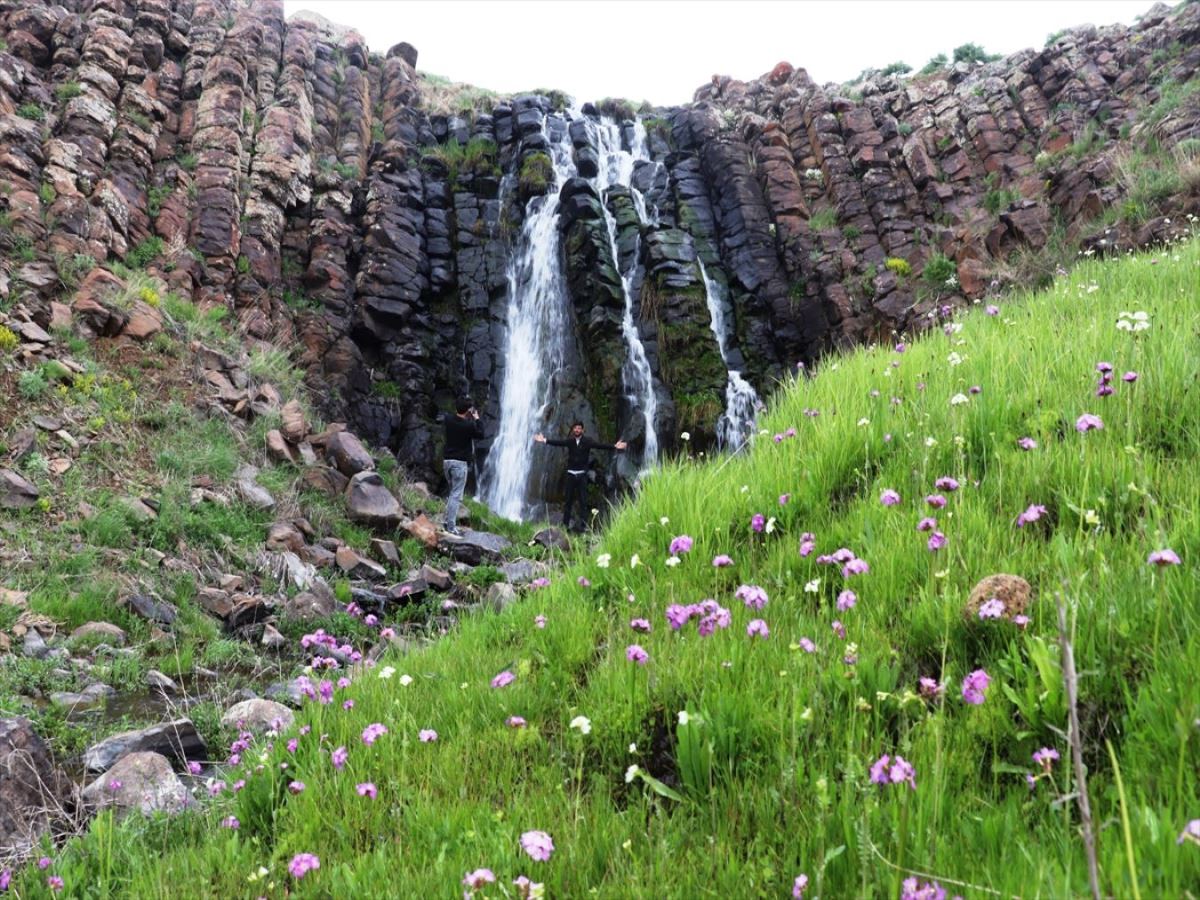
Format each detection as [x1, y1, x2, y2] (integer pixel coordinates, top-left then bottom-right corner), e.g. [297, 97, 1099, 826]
[83, 719, 207, 772]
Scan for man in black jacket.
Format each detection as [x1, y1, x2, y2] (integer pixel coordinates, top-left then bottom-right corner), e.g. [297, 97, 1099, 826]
[442, 398, 484, 536]
[534, 421, 627, 532]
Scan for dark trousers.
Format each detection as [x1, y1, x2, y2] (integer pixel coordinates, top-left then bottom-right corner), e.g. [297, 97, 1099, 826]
[563, 471, 588, 529]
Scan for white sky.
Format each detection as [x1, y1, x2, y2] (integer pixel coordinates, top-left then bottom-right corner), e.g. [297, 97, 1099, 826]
[282, 1, 1157, 107]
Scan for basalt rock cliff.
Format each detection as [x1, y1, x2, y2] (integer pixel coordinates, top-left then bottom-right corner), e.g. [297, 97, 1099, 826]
[1, 0, 1198, 494]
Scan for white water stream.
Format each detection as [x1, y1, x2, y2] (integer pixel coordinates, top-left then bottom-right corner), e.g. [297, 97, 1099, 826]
[698, 259, 760, 450]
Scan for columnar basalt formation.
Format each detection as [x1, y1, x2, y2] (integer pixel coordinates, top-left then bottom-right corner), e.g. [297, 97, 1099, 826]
[2, 0, 1198, 498]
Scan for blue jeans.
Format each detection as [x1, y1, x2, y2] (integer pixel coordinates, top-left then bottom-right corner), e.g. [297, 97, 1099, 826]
[443, 459, 469, 530]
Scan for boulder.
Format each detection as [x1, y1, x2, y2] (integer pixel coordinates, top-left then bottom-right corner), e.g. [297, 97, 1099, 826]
[301, 466, 348, 497]
[501, 559, 550, 585]
[965, 574, 1032, 621]
[418, 564, 453, 591]
[532, 527, 570, 551]
[220, 698, 295, 735]
[146, 670, 179, 693]
[81, 752, 190, 814]
[346, 471, 401, 524]
[260, 624, 288, 650]
[335, 546, 387, 580]
[266, 521, 307, 553]
[0, 718, 66, 854]
[280, 400, 308, 442]
[123, 593, 178, 626]
[235, 465, 275, 510]
[70, 622, 127, 645]
[325, 431, 374, 477]
[83, 719, 207, 772]
[439, 529, 511, 565]
[485, 582, 517, 613]
[195, 587, 234, 619]
[0, 468, 39, 509]
[265, 429, 298, 465]
[371, 539, 400, 566]
[226, 594, 274, 631]
[402, 513, 440, 549]
[282, 580, 337, 620]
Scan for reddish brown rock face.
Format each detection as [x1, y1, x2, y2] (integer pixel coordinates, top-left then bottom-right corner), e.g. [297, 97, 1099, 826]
[2, 0, 1198, 481]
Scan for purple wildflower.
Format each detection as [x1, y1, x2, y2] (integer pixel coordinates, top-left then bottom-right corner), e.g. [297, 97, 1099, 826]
[288, 780, 305, 794]
[793, 874, 810, 898]
[712, 554, 734, 568]
[463, 869, 496, 892]
[534, 614, 546, 629]
[831, 620, 846, 640]
[577, 575, 591, 587]
[356, 782, 378, 798]
[221, 816, 239, 829]
[916, 516, 937, 532]
[799, 637, 816, 653]
[626, 644, 650, 664]
[1015, 503, 1047, 527]
[746, 619, 770, 639]
[1178, 820, 1200, 846]
[289, 854, 320, 879]
[1096, 361, 1113, 374]
[925, 494, 947, 509]
[751, 513, 766, 533]
[901, 878, 948, 900]
[0, 869, 10, 891]
[1123, 371, 1138, 383]
[779, 493, 791, 506]
[1076, 413, 1104, 432]
[37, 859, 50, 871]
[669, 534, 693, 555]
[331, 746, 348, 770]
[419, 729, 438, 742]
[1018, 436, 1038, 450]
[520, 830, 555, 862]
[836, 589, 857, 611]
[890, 756, 917, 789]
[1148, 548, 1181, 567]
[630, 618, 651, 633]
[935, 476, 959, 492]
[735, 584, 769, 609]
[47, 877, 63, 893]
[491, 670, 516, 689]
[842, 557, 869, 577]
[507, 716, 527, 728]
[799, 533, 815, 557]
[918, 677, 944, 699]
[961, 668, 991, 705]
[361, 723, 388, 745]
[985, 304, 999, 315]
[870, 754, 891, 784]
[1032, 747, 1060, 771]
[927, 531, 947, 551]
[978, 598, 1005, 619]
[880, 489, 901, 506]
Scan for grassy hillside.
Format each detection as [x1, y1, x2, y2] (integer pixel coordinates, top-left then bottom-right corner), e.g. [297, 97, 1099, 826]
[12, 236, 1200, 897]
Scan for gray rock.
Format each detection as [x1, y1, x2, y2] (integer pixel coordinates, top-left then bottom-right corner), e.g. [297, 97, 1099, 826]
[83, 719, 207, 772]
[345, 471, 401, 524]
[260, 624, 288, 650]
[81, 752, 190, 815]
[485, 582, 518, 613]
[70, 622, 128, 645]
[0, 467, 39, 509]
[418, 564, 453, 591]
[533, 527, 571, 551]
[501, 559, 550, 585]
[22, 629, 49, 659]
[123, 593, 178, 626]
[235, 465, 276, 510]
[146, 670, 178, 693]
[438, 529, 512, 565]
[50, 691, 105, 711]
[0, 718, 66, 855]
[325, 431, 375, 477]
[282, 579, 337, 620]
[220, 699, 295, 735]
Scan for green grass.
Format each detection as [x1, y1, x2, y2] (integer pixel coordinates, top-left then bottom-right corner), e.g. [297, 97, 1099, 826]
[15, 237, 1200, 896]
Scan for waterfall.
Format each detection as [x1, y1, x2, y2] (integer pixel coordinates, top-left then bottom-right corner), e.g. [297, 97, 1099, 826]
[478, 114, 577, 521]
[590, 118, 659, 472]
[698, 259, 760, 450]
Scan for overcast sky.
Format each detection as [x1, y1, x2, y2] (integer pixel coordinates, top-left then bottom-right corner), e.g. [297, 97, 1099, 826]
[282, 1, 1156, 106]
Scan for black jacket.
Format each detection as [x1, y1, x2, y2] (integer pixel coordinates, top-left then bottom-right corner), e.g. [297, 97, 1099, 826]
[443, 413, 484, 462]
[544, 435, 617, 470]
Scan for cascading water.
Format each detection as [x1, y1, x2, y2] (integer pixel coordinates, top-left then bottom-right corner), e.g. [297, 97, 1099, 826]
[590, 119, 659, 472]
[698, 259, 760, 450]
[478, 115, 577, 520]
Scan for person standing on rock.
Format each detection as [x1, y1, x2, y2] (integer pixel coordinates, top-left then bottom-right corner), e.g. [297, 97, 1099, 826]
[442, 398, 484, 537]
[534, 422, 627, 532]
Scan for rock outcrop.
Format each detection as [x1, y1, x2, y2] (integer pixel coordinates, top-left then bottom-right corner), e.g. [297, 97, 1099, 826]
[3, 0, 1198, 509]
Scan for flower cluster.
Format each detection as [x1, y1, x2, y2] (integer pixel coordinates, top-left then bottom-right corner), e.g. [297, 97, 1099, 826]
[869, 753, 916, 789]
[665, 599, 732, 636]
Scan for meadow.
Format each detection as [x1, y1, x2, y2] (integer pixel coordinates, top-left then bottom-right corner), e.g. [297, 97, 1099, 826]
[7, 235, 1199, 898]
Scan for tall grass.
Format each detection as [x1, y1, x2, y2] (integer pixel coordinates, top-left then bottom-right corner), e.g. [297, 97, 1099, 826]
[16, 239, 1200, 897]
